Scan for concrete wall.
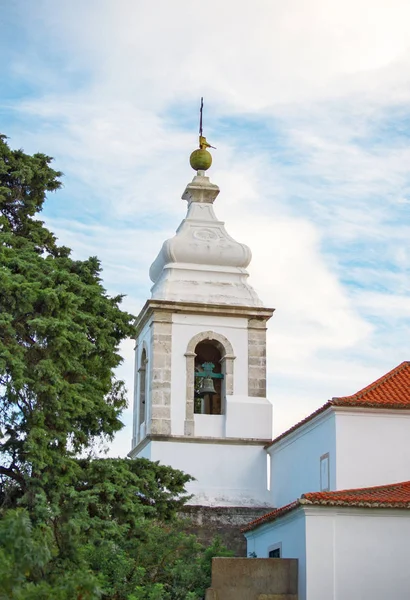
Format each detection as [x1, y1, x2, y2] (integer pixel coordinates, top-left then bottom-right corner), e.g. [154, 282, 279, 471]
[335, 409, 410, 490]
[245, 509, 306, 599]
[206, 557, 298, 600]
[305, 507, 410, 600]
[146, 439, 271, 507]
[269, 410, 336, 508]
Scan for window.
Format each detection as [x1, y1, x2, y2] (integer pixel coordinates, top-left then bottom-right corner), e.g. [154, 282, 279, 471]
[320, 453, 330, 491]
[138, 348, 147, 425]
[268, 543, 282, 558]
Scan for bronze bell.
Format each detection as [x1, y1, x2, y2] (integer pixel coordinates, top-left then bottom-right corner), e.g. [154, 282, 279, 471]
[198, 376, 216, 397]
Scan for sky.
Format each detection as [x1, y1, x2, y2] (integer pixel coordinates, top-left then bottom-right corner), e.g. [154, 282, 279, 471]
[2, 0, 410, 456]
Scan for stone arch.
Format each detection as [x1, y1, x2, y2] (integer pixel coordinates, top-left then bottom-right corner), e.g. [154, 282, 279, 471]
[184, 331, 236, 436]
[186, 330, 235, 357]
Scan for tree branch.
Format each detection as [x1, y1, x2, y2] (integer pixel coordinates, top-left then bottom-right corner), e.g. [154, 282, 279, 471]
[0, 465, 24, 486]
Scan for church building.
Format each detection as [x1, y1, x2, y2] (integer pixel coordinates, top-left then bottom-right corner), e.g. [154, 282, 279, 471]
[129, 120, 410, 600]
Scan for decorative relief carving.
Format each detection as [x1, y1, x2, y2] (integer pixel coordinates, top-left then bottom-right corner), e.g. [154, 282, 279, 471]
[193, 228, 219, 241]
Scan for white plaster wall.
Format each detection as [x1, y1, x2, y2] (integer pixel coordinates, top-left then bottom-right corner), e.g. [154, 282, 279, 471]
[225, 395, 272, 439]
[170, 313, 249, 435]
[194, 414, 225, 437]
[135, 442, 152, 460]
[148, 440, 270, 506]
[245, 510, 307, 600]
[305, 507, 410, 600]
[335, 409, 410, 490]
[269, 410, 336, 508]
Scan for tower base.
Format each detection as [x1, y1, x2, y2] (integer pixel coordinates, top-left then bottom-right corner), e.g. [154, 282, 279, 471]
[180, 505, 273, 557]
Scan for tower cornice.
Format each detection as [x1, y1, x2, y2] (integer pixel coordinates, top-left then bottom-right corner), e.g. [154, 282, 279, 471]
[134, 298, 275, 338]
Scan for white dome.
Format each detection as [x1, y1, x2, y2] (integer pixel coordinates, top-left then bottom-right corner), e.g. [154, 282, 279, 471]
[149, 174, 263, 307]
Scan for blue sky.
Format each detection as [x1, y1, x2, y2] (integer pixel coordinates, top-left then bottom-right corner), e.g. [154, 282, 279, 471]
[2, 0, 410, 455]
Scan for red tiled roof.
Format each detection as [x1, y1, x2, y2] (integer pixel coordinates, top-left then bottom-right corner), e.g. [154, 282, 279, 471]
[242, 481, 410, 532]
[333, 360, 410, 408]
[266, 361, 410, 449]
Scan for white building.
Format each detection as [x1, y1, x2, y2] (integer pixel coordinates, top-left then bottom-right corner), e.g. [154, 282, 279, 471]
[244, 361, 410, 600]
[129, 135, 410, 597]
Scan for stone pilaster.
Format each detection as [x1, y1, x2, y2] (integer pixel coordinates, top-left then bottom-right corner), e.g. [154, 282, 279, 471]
[184, 351, 196, 436]
[220, 354, 234, 396]
[149, 310, 172, 435]
[248, 318, 267, 397]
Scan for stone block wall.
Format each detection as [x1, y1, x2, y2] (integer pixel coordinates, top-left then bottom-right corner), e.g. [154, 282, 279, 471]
[248, 318, 268, 397]
[181, 506, 273, 557]
[149, 310, 172, 435]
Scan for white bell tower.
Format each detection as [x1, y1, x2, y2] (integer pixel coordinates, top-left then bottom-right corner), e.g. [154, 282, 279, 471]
[129, 128, 274, 508]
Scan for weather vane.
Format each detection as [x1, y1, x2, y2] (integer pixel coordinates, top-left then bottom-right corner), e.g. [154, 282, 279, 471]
[198, 97, 215, 151]
[199, 97, 204, 137]
[189, 97, 216, 172]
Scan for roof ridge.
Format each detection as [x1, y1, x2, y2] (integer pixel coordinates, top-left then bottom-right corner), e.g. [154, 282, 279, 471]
[265, 361, 410, 450]
[303, 480, 410, 499]
[333, 361, 410, 403]
[243, 480, 410, 533]
[265, 401, 332, 449]
[241, 499, 301, 533]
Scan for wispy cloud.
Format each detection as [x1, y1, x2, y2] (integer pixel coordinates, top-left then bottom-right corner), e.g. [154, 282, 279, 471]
[2, 0, 410, 454]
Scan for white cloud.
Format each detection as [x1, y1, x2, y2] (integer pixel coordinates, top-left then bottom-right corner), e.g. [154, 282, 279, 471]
[4, 0, 410, 456]
[25, 0, 410, 110]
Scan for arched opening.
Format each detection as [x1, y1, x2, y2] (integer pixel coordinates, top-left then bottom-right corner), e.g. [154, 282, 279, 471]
[139, 348, 147, 425]
[194, 340, 223, 415]
[184, 330, 235, 436]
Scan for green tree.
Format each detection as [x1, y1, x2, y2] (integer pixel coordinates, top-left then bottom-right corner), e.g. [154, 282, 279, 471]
[0, 134, 136, 508]
[0, 135, 231, 600]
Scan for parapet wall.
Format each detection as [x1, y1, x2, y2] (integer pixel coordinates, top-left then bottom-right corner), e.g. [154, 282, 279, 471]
[206, 557, 298, 600]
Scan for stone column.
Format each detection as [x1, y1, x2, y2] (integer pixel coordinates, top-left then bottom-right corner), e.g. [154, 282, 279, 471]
[149, 310, 172, 435]
[220, 354, 235, 396]
[248, 318, 267, 397]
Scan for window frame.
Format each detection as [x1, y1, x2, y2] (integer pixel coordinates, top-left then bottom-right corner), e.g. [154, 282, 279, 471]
[268, 542, 282, 558]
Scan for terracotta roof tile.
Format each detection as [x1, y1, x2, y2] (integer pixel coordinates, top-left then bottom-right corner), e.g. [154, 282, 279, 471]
[302, 480, 410, 505]
[241, 501, 300, 533]
[332, 360, 410, 408]
[242, 481, 410, 532]
[266, 361, 410, 449]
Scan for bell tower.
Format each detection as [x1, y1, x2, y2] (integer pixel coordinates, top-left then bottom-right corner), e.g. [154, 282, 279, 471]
[129, 109, 274, 508]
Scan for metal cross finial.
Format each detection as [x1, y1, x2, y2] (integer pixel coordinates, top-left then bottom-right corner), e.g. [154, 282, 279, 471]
[197, 97, 216, 150]
[199, 97, 203, 137]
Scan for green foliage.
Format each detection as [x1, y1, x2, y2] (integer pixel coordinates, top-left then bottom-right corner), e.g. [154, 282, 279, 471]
[0, 135, 232, 600]
[0, 508, 101, 599]
[0, 134, 135, 506]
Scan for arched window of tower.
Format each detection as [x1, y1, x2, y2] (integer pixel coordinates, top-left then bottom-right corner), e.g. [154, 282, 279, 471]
[138, 348, 147, 425]
[194, 341, 223, 415]
[184, 331, 236, 436]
